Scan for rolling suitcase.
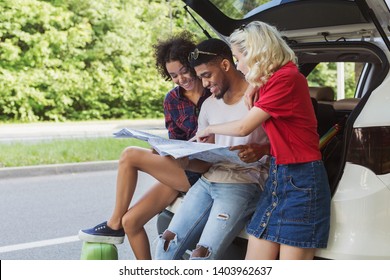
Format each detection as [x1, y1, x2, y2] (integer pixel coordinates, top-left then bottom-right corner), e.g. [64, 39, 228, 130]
[80, 242, 118, 260]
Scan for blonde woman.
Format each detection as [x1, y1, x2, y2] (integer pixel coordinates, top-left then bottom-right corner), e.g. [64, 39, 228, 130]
[194, 21, 331, 260]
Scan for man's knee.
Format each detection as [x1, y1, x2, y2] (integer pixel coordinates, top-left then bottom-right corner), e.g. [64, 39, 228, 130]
[191, 245, 211, 258]
[161, 230, 176, 251]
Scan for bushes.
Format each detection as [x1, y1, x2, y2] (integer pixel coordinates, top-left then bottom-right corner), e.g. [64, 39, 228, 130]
[0, 0, 206, 122]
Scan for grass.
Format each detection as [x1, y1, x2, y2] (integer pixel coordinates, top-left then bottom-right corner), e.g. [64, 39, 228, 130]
[0, 138, 150, 168]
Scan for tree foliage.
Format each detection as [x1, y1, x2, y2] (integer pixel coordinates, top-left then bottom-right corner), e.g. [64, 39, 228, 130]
[0, 0, 210, 122]
[0, 0, 357, 122]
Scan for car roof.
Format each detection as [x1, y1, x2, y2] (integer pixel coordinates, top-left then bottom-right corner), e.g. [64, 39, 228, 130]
[183, 0, 390, 46]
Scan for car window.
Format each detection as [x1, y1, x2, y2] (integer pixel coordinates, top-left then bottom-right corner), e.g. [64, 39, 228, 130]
[209, 0, 272, 19]
[307, 62, 364, 99]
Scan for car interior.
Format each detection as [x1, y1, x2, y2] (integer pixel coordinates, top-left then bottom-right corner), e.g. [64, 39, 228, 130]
[293, 41, 389, 194]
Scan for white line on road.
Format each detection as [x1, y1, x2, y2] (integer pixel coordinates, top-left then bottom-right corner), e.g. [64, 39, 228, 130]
[0, 235, 80, 253]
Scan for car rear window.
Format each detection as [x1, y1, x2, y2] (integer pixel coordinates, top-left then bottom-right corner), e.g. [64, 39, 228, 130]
[209, 0, 272, 19]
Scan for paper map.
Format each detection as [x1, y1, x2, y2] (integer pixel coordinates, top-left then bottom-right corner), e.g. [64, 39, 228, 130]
[113, 128, 244, 165]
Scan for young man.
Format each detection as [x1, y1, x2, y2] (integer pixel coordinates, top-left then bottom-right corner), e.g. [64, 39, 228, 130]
[154, 38, 270, 260]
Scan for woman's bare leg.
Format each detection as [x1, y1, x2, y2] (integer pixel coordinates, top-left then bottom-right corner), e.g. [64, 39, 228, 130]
[279, 244, 315, 260]
[245, 235, 280, 260]
[122, 183, 179, 259]
[245, 235, 316, 260]
[107, 146, 190, 230]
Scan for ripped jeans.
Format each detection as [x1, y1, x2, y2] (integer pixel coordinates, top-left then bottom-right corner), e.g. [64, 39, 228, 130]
[154, 177, 261, 260]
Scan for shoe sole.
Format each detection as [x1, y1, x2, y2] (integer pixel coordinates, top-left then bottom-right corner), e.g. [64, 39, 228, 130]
[78, 230, 125, 245]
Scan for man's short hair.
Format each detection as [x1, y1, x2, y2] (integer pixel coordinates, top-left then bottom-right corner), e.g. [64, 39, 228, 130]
[189, 38, 234, 68]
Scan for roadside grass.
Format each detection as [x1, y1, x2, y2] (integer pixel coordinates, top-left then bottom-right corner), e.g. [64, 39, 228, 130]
[0, 138, 150, 168]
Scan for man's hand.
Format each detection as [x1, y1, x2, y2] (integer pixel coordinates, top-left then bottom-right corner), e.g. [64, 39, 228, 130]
[230, 143, 268, 163]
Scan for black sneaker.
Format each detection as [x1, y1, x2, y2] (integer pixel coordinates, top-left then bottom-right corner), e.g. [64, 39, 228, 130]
[78, 221, 125, 245]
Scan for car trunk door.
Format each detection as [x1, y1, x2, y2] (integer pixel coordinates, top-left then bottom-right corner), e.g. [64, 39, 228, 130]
[182, 0, 390, 47]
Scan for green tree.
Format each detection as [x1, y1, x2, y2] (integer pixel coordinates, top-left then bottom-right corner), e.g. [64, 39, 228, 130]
[0, 0, 210, 122]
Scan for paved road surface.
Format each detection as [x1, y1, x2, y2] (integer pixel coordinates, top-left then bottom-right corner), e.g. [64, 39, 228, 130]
[0, 119, 167, 259]
[0, 169, 159, 260]
[0, 119, 166, 143]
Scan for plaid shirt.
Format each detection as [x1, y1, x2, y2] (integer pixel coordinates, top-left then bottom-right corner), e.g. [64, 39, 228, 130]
[164, 86, 211, 140]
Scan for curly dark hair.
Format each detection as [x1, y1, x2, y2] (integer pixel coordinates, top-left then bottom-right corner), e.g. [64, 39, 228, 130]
[154, 31, 197, 81]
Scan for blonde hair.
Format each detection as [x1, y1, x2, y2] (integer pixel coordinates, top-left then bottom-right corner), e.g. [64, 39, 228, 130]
[229, 21, 296, 87]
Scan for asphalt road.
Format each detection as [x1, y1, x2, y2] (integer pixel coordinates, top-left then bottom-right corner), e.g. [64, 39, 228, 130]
[0, 119, 167, 260]
[0, 119, 166, 144]
[0, 169, 159, 260]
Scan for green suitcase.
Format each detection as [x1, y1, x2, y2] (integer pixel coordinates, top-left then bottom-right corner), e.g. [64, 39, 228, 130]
[80, 242, 118, 260]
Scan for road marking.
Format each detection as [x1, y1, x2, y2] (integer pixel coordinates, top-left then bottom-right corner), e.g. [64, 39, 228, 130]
[0, 235, 80, 253]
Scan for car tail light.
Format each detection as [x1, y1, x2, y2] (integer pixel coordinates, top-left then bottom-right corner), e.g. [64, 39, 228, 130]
[347, 127, 390, 175]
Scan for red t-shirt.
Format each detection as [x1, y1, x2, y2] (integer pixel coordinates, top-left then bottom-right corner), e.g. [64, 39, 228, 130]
[254, 62, 321, 164]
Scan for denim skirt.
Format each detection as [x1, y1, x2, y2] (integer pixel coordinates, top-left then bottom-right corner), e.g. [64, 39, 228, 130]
[247, 157, 331, 248]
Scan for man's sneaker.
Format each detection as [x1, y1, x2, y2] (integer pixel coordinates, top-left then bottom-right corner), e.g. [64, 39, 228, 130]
[78, 221, 125, 245]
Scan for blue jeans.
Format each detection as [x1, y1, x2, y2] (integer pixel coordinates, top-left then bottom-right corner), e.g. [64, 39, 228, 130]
[155, 177, 261, 260]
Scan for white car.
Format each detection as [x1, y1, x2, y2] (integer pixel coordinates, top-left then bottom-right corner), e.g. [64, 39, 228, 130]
[158, 0, 390, 260]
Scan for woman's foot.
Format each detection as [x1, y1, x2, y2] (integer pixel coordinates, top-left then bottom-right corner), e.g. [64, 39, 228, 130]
[78, 221, 125, 244]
